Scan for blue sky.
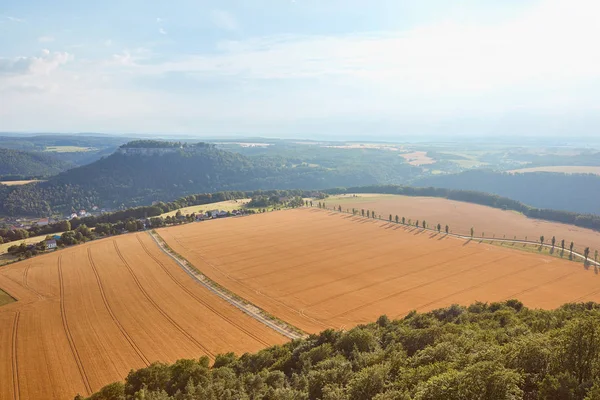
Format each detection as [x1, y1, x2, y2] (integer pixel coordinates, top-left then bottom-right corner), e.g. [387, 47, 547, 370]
[1, 0, 599, 138]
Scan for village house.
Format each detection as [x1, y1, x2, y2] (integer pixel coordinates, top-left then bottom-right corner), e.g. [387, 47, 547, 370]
[35, 218, 50, 226]
[45, 239, 57, 250]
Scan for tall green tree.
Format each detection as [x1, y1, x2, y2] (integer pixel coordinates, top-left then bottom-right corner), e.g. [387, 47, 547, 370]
[402, 217, 406, 224]
[437, 223, 441, 233]
[570, 241, 575, 253]
[561, 239, 565, 251]
[389, 214, 392, 222]
[445, 225, 449, 234]
[584, 247, 590, 262]
[540, 235, 545, 245]
[552, 236, 556, 248]
[470, 227, 474, 237]
[395, 215, 399, 223]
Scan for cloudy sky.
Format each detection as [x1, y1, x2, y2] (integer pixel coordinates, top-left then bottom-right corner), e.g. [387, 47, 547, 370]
[1, 0, 599, 138]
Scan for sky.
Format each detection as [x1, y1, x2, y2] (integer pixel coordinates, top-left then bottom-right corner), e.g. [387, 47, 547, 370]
[1, 0, 600, 139]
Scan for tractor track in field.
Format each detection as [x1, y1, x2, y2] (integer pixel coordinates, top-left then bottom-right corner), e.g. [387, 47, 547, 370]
[334, 255, 513, 319]
[135, 235, 271, 347]
[411, 261, 545, 314]
[11, 311, 20, 400]
[112, 240, 216, 360]
[22, 264, 45, 300]
[502, 270, 579, 300]
[87, 248, 150, 366]
[58, 255, 92, 395]
[304, 249, 479, 307]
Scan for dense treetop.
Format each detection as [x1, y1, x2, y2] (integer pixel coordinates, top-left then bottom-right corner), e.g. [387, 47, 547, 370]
[80, 301, 600, 400]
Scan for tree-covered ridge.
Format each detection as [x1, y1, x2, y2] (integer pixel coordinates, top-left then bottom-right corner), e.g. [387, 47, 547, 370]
[414, 170, 600, 215]
[81, 301, 600, 400]
[0, 146, 380, 216]
[0, 147, 72, 179]
[119, 140, 213, 149]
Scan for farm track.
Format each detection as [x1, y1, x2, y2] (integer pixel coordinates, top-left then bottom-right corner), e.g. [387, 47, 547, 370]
[58, 255, 92, 395]
[148, 232, 308, 339]
[87, 248, 150, 366]
[111, 240, 216, 360]
[135, 235, 271, 347]
[11, 311, 20, 400]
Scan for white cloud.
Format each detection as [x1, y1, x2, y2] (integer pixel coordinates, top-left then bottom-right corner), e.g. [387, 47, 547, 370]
[5, 16, 24, 23]
[210, 9, 239, 31]
[0, 50, 72, 76]
[2, 0, 600, 135]
[38, 36, 55, 43]
[159, 27, 167, 35]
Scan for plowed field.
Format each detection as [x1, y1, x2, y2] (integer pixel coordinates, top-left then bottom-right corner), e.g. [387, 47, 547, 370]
[159, 208, 600, 334]
[0, 233, 285, 400]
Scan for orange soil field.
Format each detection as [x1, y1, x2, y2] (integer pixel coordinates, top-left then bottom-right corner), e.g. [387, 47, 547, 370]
[159, 208, 600, 335]
[0, 233, 285, 400]
[327, 194, 600, 254]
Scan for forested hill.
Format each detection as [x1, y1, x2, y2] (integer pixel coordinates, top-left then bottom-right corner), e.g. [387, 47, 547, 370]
[0, 141, 381, 216]
[415, 170, 600, 215]
[0, 147, 72, 179]
[82, 301, 600, 400]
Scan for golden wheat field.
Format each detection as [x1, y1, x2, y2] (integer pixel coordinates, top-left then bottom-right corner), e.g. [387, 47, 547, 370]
[159, 208, 600, 334]
[0, 233, 285, 400]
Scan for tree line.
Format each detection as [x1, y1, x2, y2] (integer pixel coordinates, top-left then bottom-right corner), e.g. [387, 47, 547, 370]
[0, 189, 318, 247]
[80, 301, 600, 400]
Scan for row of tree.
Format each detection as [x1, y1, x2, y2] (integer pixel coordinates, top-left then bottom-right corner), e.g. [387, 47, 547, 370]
[326, 185, 600, 231]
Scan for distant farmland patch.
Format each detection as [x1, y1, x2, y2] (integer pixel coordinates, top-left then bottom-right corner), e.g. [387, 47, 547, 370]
[44, 146, 95, 152]
[508, 166, 600, 175]
[400, 151, 435, 166]
[0, 180, 43, 186]
[160, 199, 251, 218]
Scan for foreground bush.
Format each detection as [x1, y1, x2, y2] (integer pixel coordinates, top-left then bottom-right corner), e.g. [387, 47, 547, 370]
[79, 301, 600, 400]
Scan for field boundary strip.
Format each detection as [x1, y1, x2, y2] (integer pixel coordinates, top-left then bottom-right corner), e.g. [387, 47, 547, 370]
[135, 235, 272, 347]
[147, 230, 307, 340]
[316, 207, 600, 267]
[112, 240, 217, 360]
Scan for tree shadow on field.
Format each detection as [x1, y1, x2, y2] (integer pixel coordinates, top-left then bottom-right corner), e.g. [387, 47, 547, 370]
[595, 265, 598, 275]
[560, 249, 564, 258]
[538, 245, 543, 252]
[584, 260, 590, 270]
[438, 234, 448, 240]
[463, 238, 472, 246]
[429, 232, 439, 239]
[414, 229, 424, 236]
[549, 247, 555, 255]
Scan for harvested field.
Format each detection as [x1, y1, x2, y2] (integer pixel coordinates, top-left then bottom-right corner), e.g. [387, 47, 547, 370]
[326, 194, 600, 255]
[159, 208, 600, 334]
[0, 234, 286, 400]
[508, 166, 600, 175]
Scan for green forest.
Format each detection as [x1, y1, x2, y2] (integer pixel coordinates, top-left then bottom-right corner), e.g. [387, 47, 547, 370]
[0, 148, 72, 179]
[80, 301, 600, 400]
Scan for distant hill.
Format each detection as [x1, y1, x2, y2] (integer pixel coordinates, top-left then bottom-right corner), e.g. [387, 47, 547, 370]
[415, 170, 600, 215]
[0, 148, 72, 179]
[0, 141, 389, 216]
